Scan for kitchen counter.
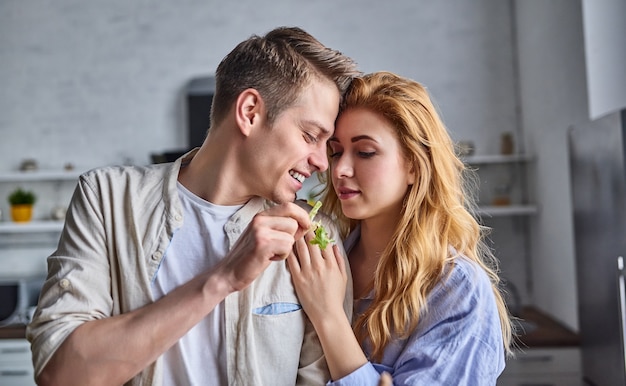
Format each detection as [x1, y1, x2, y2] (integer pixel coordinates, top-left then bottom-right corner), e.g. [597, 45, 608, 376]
[0, 324, 27, 339]
[515, 306, 580, 348]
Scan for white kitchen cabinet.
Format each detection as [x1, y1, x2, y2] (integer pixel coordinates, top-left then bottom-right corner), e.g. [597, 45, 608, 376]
[0, 339, 36, 386]
[497, 347, 583, 386]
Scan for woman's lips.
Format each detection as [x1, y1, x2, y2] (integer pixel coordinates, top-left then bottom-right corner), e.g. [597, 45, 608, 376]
[337, 188, 360, 200]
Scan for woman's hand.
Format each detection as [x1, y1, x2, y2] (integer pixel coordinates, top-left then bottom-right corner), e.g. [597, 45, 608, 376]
[379, 372, 393, 386]
[288, 231, 369, 380]
[287, 231, 348, 326]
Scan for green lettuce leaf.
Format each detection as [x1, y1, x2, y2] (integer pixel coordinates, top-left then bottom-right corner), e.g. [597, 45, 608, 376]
[308, 201, 335, 250]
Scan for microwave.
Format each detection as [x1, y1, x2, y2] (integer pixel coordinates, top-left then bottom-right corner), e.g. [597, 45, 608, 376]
[0, 277, 44, 326]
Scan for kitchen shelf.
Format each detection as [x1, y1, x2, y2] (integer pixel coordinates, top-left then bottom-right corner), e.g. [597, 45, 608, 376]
[0, 170, 83, 236]
[477, 205, 538, 217]
[463, 153, 537, 218]
[0, 221, 64, 234]
[463, 154, 534, 165]
[0, 170, 82, 182]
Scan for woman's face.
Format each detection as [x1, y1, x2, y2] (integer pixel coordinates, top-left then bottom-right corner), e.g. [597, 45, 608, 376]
[329, 107, 415, 222]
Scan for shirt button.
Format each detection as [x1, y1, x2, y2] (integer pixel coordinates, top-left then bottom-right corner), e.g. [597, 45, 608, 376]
[174, 214, 182, 222]
[152, 251, 162, 260]
[59, 279, 70, 289]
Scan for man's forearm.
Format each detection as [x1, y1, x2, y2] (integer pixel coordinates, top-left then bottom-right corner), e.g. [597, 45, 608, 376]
[36, 270, 232, 386]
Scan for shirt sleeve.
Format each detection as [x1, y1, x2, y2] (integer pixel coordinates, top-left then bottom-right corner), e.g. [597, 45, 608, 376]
[327, 362, 382, 386]
[26, 174, 112, 377]
[329, 258, 506, 386]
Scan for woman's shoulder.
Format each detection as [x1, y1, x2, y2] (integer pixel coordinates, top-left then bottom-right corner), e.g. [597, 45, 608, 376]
[428, 255, 495, 310]
[449, 255, 491, 286]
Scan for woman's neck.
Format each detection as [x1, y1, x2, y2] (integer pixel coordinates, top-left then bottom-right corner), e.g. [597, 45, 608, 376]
[349, 216, 399, 299]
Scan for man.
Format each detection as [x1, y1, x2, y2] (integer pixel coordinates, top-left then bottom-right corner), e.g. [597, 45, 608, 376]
[27, 26, 360, 385]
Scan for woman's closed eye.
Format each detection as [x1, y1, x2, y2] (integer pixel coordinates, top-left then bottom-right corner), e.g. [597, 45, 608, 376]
[329, 149, 375, 159]
[330, 150, 343, 158]
[328, 142, 343, 158]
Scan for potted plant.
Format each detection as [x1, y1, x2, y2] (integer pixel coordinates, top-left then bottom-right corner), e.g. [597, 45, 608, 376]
[8, 187, 37, 222]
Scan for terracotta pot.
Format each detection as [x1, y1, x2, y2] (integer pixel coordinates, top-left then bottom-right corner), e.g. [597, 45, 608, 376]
[11, 204, 33, 222]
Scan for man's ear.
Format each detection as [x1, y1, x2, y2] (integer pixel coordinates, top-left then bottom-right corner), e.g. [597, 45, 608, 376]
[235, 88, 264, 137]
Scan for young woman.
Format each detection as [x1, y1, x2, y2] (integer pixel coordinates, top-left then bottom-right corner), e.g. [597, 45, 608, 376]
[288, 71, 514, 385]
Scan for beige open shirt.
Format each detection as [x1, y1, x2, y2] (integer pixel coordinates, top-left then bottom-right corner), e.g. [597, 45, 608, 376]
[27, 150, 352, 386]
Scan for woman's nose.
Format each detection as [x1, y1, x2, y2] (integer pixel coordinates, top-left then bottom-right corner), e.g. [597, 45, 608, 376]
[332, 155, 353, 179]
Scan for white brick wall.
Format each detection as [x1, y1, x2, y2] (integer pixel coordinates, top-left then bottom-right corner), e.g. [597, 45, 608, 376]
[0, 1, 524, 292]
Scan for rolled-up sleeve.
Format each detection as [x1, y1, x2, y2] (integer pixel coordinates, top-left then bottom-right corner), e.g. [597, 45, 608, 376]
[26, 174, 112, 376]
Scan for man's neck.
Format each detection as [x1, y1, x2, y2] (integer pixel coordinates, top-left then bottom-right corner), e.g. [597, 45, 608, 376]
[178, 130, 253, 206]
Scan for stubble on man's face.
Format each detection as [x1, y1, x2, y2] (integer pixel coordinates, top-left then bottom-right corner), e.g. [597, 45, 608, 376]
[254, 80, 340, 204]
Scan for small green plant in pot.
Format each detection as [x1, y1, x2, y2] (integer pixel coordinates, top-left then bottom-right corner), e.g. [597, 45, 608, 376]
[8, 187, 37, 222]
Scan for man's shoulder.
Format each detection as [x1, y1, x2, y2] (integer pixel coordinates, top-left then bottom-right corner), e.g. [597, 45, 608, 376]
[75, 163, 179, 207]
[79, 163, 172, 186]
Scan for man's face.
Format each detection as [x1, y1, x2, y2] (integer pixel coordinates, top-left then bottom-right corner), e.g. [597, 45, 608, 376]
[245, 79, 340, 203]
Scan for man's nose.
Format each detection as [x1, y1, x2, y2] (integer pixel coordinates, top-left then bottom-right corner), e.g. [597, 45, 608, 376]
[311, 146, 329, 172]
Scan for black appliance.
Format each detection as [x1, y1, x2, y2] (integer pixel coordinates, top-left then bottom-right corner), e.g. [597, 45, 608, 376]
[186, 75, 215, 149]
[0, 277, 44, 326]
[568, 109, 626, 385]
[151, 75, 215, 163]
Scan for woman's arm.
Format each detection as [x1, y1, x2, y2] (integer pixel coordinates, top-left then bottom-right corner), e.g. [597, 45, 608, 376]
[289, 237, 506, 386]
[288, 235, 368, 381]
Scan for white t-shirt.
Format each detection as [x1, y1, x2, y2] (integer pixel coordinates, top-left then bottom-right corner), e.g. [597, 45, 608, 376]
[152, 182, 242, 385]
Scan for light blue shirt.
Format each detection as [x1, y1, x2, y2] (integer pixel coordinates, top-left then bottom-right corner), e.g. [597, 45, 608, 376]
[330, 228, 505, 386]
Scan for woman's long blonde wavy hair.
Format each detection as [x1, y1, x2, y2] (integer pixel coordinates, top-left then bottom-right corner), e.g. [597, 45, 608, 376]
[319, 71, 514, 361]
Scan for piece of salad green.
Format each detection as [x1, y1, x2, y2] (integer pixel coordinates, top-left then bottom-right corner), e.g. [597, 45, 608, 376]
[308, 201, 335, 250]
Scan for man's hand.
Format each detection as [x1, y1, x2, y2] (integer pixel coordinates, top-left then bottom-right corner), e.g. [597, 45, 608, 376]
[214, 202, 311, 293]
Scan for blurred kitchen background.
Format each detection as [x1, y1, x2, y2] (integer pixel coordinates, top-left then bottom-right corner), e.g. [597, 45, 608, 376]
[1, 1, 625, 385]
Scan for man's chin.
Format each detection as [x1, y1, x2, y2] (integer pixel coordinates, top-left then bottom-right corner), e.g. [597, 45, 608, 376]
[270, 191, 298, 204]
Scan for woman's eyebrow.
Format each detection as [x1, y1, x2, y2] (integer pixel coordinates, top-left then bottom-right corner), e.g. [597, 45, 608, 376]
[328, 135, 375, 144]
[350, 135, 374, 143]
